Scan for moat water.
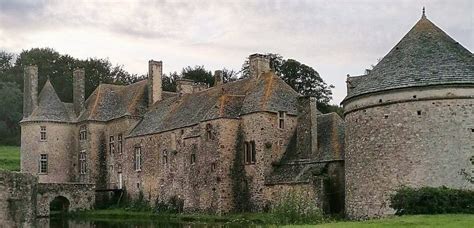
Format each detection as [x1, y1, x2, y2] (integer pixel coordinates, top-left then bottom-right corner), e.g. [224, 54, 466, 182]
[40, 217, 273, 228]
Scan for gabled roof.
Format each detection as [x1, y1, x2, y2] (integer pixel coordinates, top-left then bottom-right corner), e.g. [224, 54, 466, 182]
[21, 80, 74, 123]
[344, 13, 474, 101]
[128, 72, 300, 137]
[78, 80, 151, 122]
[265, 113, 345, 185]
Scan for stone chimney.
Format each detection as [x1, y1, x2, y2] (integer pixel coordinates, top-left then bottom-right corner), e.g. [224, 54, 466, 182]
[296, 96, 318, 159]
[214, 70, 223, 86]
[176, 79, 194, 94]
[23, 65, 38, 118]
[148, 60, 163, 106]
[249, 53, 270, 79]
[73, 68, 85, 116]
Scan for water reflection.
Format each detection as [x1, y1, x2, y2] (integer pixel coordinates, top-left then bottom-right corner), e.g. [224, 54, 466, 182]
[36, 217, 273, 228]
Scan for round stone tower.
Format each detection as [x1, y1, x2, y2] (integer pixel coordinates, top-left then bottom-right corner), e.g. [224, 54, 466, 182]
[342, 11, 474, 219]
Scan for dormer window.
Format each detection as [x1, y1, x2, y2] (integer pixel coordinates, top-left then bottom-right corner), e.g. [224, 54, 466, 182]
[278, 111, 286, 129]
[40, 126, 47, 141]
[79, 125, 87, 141]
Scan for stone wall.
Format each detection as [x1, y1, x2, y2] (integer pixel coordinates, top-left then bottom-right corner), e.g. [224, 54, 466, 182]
[344, 93, 474, 219]
[21, 122, 75, 183]
[124, 118, 241, 213]
[0, 171, 37, 227]
[36, 182, 95, 217]
[241, 112, 298, 210]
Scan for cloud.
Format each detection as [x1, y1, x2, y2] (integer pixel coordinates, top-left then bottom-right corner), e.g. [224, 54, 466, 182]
[0, 0, 472, 103]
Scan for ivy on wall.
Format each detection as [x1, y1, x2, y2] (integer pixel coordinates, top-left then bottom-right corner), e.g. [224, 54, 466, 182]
[230, 126, 252, 212]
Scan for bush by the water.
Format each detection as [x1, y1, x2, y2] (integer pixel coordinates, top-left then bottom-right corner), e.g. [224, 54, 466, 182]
[390, 186, 474, 215]
[270, 190, 324, 224]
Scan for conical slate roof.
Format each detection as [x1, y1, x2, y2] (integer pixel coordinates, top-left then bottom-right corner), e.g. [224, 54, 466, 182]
[344, 12, 474, 101]
[22, 80, 74, 122]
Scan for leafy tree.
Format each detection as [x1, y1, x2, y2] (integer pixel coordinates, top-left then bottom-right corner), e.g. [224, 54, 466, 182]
[181, 65, 213, 86]
[0, 82, 22, 145]
[280, 59, 334, 105]
[222, 68, 238, 83]
[162, 71, 179, 92]
[240, 53, 335, 107]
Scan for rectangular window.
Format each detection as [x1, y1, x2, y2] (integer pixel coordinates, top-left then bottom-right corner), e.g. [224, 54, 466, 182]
[118, 134, 123, 154]
[206, 124, 214, 140]
[79, 125, 87, 141]
[250, 141, 256, 163]
[39, 154, 48, 174]
[40, 126, 47, 141]
[109, 136, 115, 154]
[278, 111, 286, 129]
[134, 146, 142, 171]
[79, 150, 87, 174]
[243, 141, 256, 165]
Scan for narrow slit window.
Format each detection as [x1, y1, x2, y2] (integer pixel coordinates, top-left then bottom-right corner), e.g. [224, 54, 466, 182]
[417, 110, 422, 116]
[250, 141, 256, 164]
[134, 146, 142, 171]
[39, 154, 48, 174]
[162, 150, 168, 165]
[109, 136, 115, 154]
[40, 126, 47, 141]
[190, 153, 196, 165]
[117, 134, 123, 154]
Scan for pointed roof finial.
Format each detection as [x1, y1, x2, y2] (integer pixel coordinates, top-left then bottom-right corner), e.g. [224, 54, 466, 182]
[422, 7, 426, 18]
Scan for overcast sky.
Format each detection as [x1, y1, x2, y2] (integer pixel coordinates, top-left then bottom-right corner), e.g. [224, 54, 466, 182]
[1, 0, 472, 104]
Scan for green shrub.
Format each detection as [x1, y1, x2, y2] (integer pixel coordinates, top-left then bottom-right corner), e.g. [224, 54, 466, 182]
[154, 195, 184, 213]
[270, 190, 324, 224]
[390, 186, 474, 215]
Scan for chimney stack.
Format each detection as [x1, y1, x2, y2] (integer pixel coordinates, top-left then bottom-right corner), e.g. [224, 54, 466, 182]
[73, 68, 85, 116]
[148, 60, 163, 106]
[249, 53, 270, 79]
[23, 65, 38, 118]
[214, 70, 223, 86]
[296, 96, 318, 159]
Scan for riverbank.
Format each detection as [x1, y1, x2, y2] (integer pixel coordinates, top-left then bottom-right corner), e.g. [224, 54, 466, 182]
[68, 208, 295, 225]
[69, 209, 474, 227]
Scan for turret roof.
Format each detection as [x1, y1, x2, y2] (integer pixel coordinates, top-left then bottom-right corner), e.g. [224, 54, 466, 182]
[344, 12, 473, 101]
[22, 80, 74, 122]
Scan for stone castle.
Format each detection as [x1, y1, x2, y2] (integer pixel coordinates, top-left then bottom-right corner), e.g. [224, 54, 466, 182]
[15, 11, 473, 219]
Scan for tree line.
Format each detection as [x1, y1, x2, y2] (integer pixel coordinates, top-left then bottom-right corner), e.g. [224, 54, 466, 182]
[0, 48, 341, 145]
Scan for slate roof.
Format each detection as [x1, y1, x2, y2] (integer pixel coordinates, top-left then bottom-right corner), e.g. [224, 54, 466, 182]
[21, 80, 75, 123]
[265, 113, 344, 184]
[129, 72, 300, 137]
[344, 14, 474, 101]
[78, 80, 151, 122]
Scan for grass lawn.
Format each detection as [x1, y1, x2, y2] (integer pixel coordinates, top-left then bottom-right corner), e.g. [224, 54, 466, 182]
[285, 214, 474, 228]
[0, 146, 20, 171]
[74, 209, 474, 227]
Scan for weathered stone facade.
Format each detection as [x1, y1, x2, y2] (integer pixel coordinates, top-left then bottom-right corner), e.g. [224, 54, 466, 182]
[36, 183, 95, 217]
[19, 53, 345, 216]
[343, 12, 474, 219]
[0, 171, 37, 227]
